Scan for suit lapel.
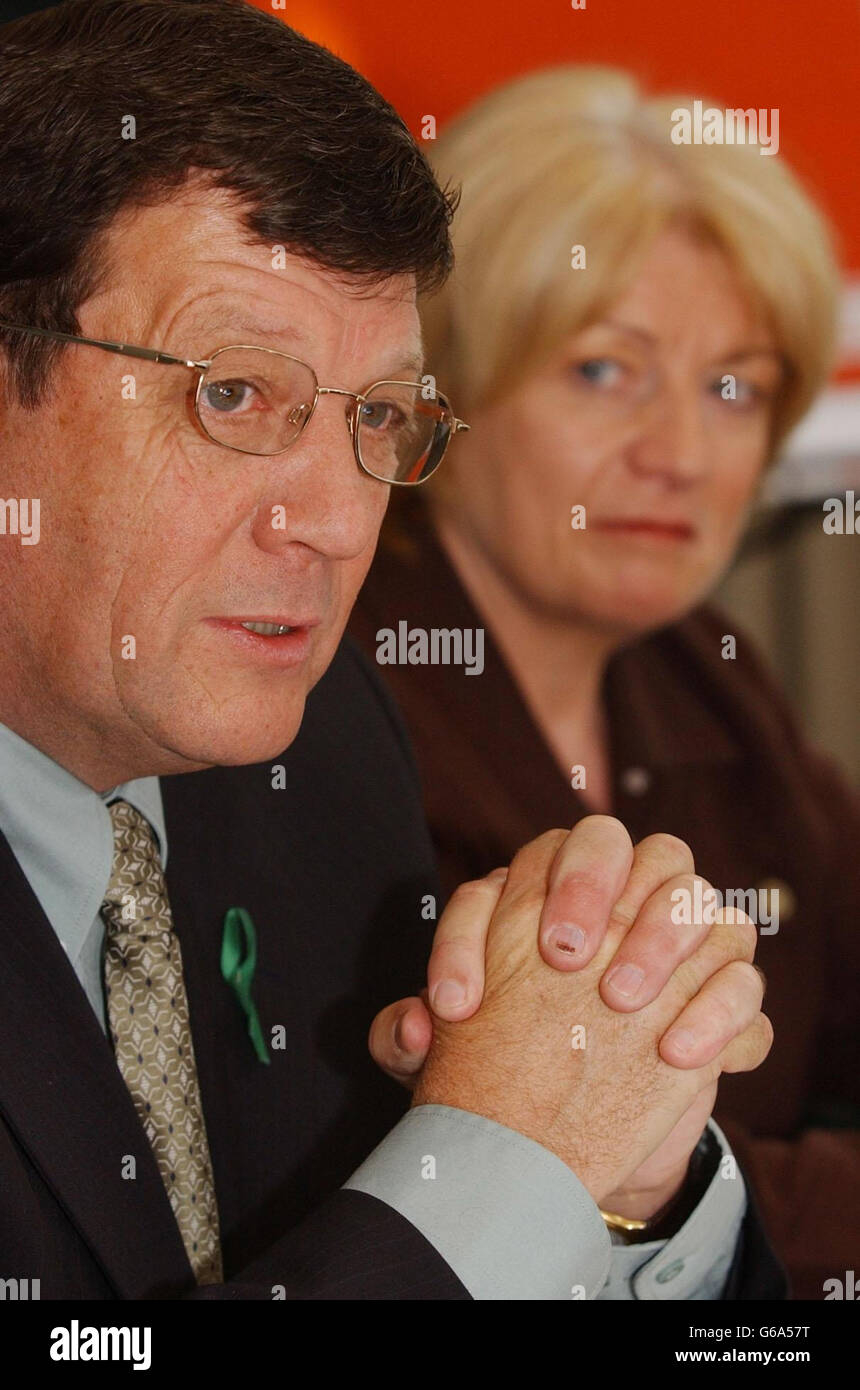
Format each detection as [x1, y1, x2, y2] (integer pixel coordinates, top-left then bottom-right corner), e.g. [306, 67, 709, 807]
[0, 829, 193, 1297]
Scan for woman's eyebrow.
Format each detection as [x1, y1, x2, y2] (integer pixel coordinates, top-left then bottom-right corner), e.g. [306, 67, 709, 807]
[580, 321, 785, 372]
[715, 347, 784, 364]
[583, 321, 782, 359]
[588, 319, 656, 344]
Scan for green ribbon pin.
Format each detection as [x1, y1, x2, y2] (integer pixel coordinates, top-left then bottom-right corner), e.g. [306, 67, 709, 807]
[221, 907, 270, 1065]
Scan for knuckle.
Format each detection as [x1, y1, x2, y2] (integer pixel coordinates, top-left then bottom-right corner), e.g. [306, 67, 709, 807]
[729, 916, 758, 960]
[665, 955, 700, 1000]
[449, 876, 498, 904]
[450, 878, 497, 900]
[537, 828, 571, 855]
[701, 988, 738, 1038]
[638, 832, 695, 876]
[624, 914, 697, 980]
[704, 1054, 723, 1086]
[742, 918, 759, 957]
[508, 882, 549, 922]
[608, 895, 637, 932]
[638, 873, 704, 943]
[581, 814, 634, 854]
[581, 813, 626, 833]
[710, 916, 757, 962]
[507, 828, 567, 881]
[752, 963, 768, 999]
[737, 960, 766, 1003]
[671, 870, 704, 899]
[737, 1014, 774, 1071]
[722, 957, 763, 994]
[429, 930, 483, 962]
[757, 1010, 775, 1053]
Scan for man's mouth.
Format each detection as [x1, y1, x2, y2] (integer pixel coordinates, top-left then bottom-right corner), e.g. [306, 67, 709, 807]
[209, 615, 318, 635]
[240, 621, 295, 636]
[204, 616, 320, 664]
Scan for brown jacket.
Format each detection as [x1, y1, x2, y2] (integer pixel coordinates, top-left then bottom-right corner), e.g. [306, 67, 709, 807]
[349, 502, 860, 1300]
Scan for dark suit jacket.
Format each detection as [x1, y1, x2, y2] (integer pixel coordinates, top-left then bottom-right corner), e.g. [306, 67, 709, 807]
[348, 500, 860, 1299]
[0, 638, 784, 1299]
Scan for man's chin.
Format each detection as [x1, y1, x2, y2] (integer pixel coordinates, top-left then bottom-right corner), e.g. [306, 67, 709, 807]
[147, 708, 309, 774]
[119, 634, 339, 773]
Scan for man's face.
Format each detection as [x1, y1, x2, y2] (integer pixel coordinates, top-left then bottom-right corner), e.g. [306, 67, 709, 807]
[0, 183, 422, 787]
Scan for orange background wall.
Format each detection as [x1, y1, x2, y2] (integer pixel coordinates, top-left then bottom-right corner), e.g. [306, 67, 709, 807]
[252, 0, 860, 273]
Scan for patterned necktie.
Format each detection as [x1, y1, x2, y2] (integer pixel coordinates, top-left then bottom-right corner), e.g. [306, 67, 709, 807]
[101, 799, 223, 1285]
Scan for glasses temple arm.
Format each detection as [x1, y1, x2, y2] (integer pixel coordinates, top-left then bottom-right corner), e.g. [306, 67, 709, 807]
[0, 320, 200, 368]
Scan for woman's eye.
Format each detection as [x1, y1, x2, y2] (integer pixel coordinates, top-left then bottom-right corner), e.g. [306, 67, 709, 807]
[709, 375, 766, 408]
[201, 378, 256, 413]
[572, 358, 627, 389]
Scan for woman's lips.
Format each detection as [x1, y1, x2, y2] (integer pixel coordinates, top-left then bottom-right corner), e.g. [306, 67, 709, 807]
[593, 519, 696, 541]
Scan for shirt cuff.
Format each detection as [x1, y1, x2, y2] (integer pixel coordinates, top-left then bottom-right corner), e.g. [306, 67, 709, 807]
[597, 1120, 747, 1300]
[343, 1103, 611, 1300]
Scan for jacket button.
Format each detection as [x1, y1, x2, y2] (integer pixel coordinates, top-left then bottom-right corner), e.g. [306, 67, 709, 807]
[620, 766, 651, 796]
[755, 877, 797, 922]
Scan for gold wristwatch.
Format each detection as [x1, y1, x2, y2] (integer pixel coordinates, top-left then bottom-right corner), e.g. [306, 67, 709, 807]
[599, 1128, 720, 1245]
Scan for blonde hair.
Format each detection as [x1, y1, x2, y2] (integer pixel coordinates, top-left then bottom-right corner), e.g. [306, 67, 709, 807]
[420, 66, 840, 460]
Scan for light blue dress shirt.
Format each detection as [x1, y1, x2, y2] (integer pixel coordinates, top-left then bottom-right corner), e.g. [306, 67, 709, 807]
[0, 719, 746, 1299]
[0, 720, 166, 1032]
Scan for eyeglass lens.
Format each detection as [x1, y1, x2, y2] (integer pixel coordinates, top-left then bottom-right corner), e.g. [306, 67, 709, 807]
[196, 347, 452, 483]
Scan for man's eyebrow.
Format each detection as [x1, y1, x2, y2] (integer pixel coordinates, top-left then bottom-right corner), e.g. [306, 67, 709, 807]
[378, 349, 426, 380]
[187, 309, 424, 379]
[191, 314, 312, 352]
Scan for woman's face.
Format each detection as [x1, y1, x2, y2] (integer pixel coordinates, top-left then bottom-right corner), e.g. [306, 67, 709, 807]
[435, 227, 786, 634]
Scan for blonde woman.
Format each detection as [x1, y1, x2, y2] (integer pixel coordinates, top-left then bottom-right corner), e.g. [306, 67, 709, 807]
[353, 66, 860, 1298]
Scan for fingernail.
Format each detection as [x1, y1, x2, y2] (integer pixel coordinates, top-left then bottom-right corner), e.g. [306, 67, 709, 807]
[431, 979, 468, 1013]
[604, 962, 645, 1000]
[487, 867, 509, 881]
[545, 923, 587, 956]
[664, 1028, 697, 1056]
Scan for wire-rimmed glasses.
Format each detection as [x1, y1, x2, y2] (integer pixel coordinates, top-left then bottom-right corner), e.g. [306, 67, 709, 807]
[0, 322, 470, 485]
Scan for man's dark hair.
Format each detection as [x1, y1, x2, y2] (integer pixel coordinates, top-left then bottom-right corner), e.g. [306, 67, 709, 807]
[0, 0, 459, 406]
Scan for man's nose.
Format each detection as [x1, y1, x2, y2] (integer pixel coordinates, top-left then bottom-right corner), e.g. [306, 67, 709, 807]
[623, 381, 710, 487]
[250, 393, 386, 559]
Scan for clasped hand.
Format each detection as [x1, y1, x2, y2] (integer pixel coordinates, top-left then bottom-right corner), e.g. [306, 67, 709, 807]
[370, 817, 771, 1219]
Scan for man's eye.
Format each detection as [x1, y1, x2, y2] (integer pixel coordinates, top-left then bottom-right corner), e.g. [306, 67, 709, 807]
[201, 378, 256, 413]
[359, 399, 405, 431]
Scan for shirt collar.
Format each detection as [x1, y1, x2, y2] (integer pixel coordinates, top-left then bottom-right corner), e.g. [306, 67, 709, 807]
[0, 721, 168, 969]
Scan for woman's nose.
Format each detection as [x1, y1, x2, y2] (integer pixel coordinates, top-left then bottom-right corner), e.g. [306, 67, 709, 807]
[624, 384, 710, 486]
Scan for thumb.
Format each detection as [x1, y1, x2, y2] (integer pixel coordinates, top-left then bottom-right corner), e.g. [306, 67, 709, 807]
[369, 996, 434, 1089]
